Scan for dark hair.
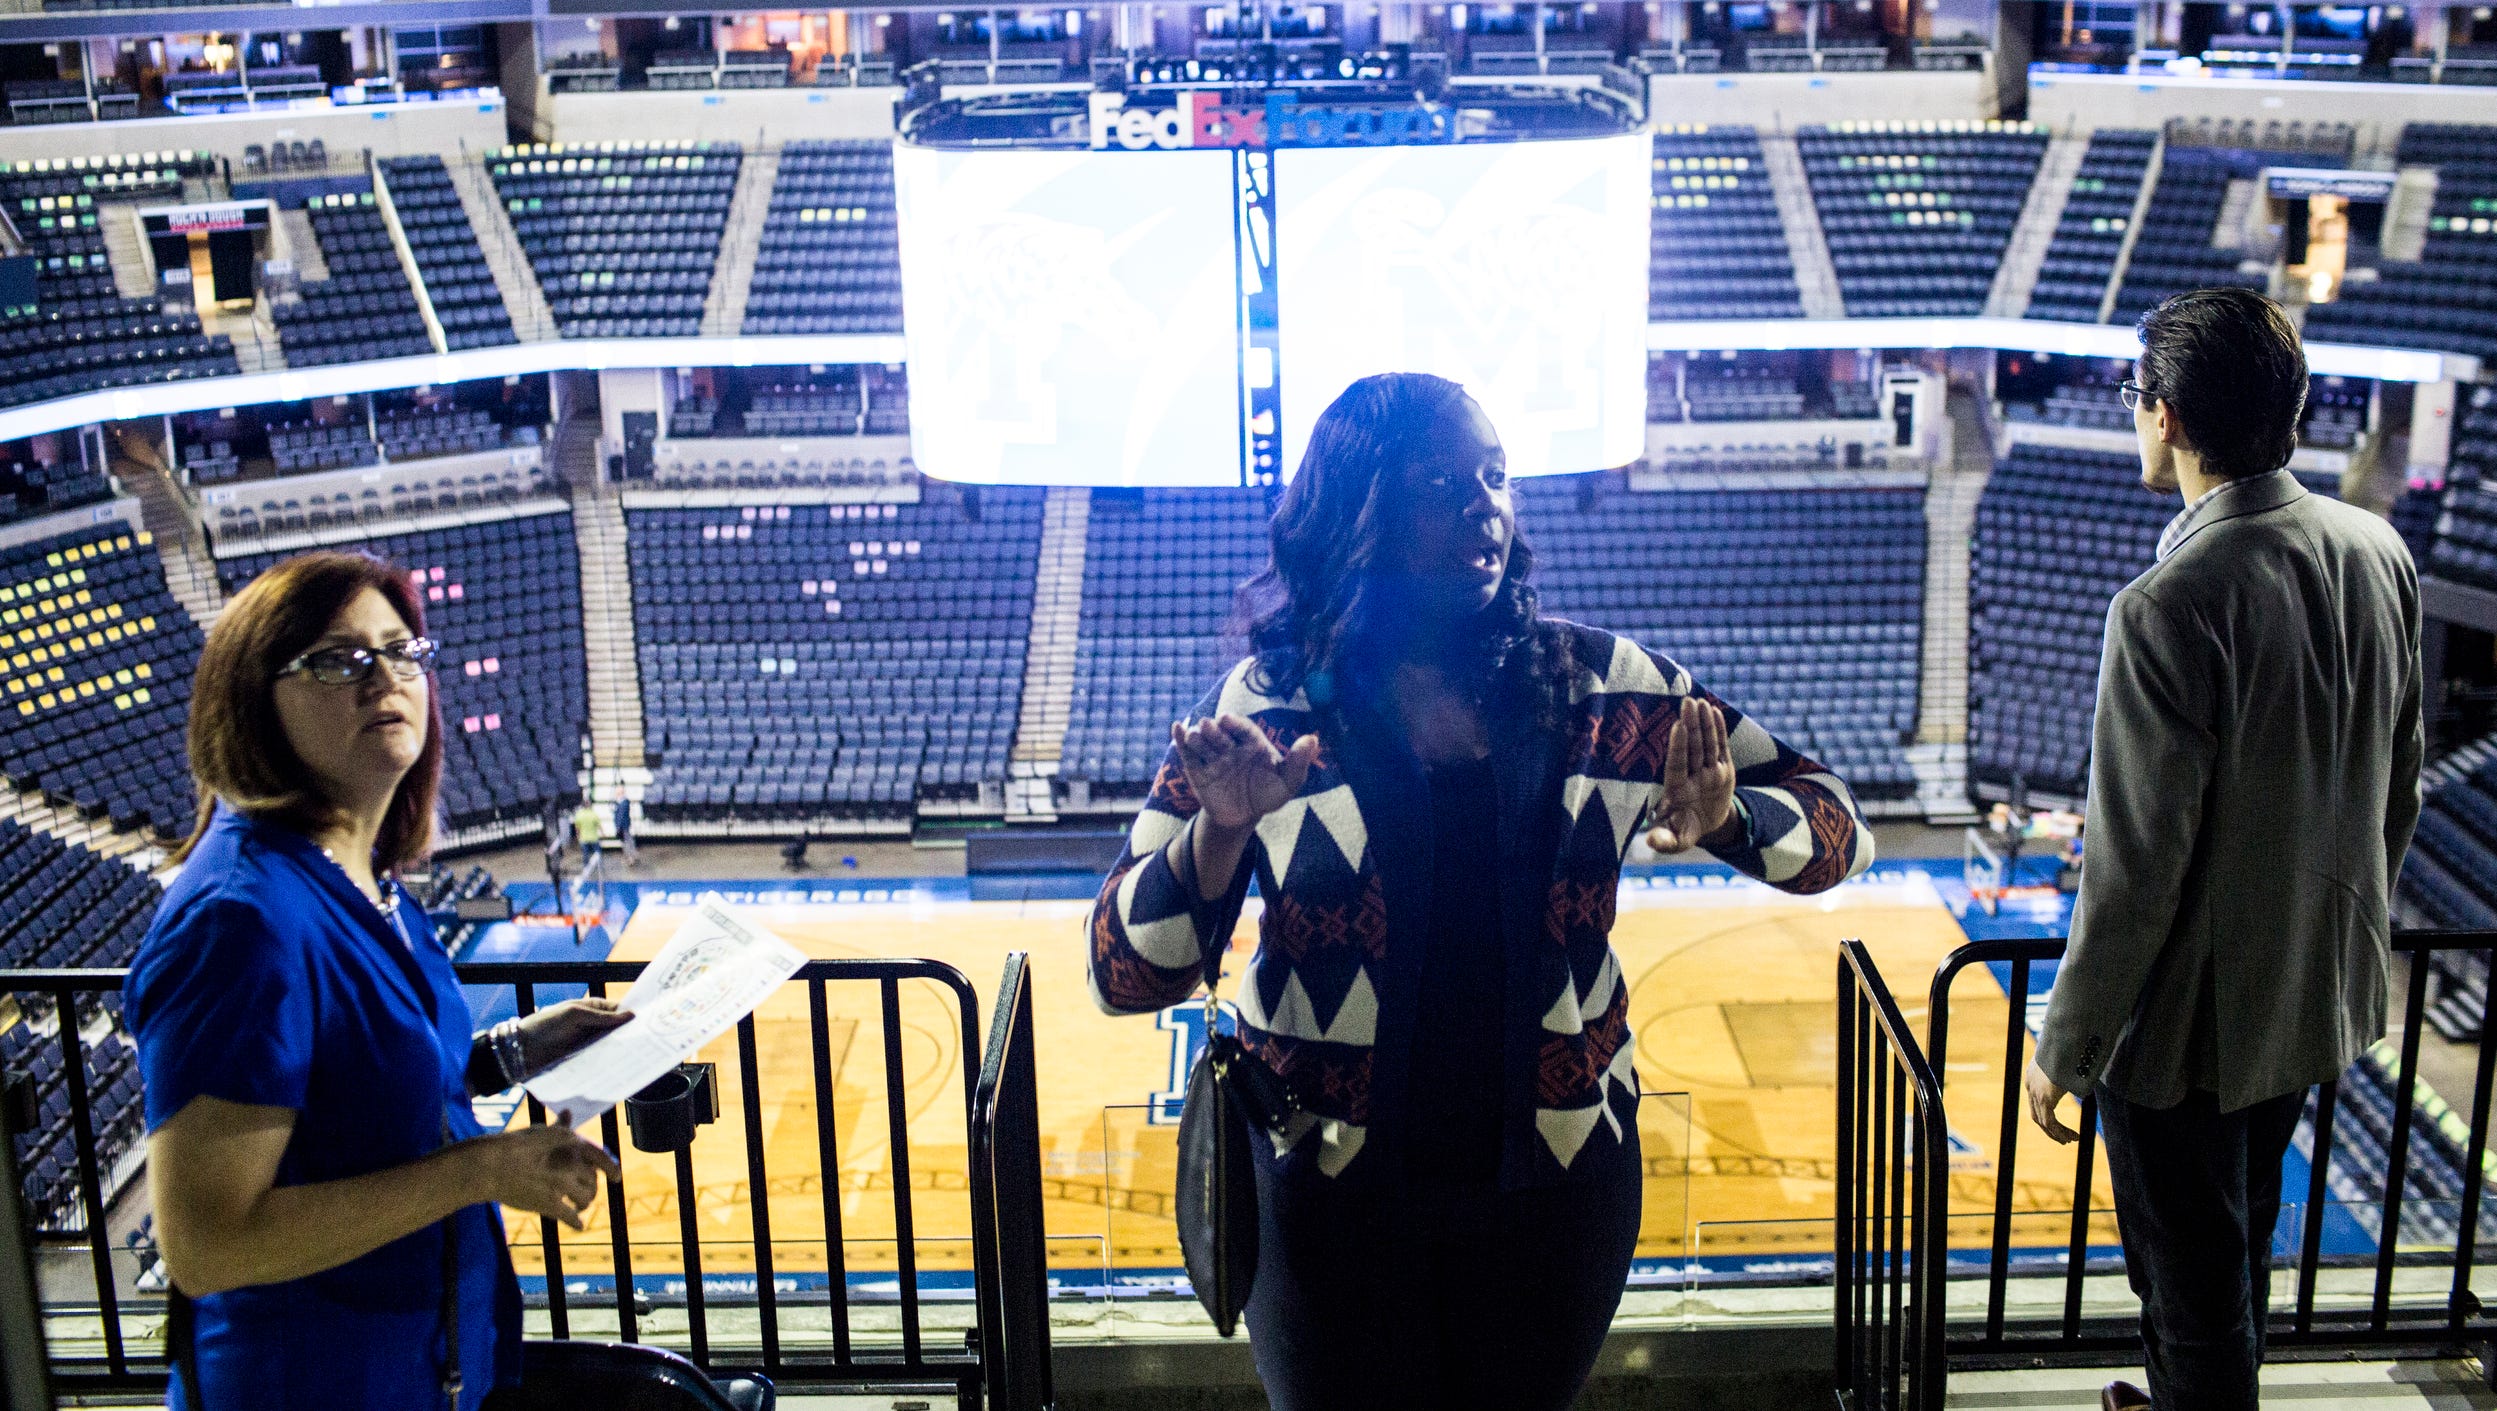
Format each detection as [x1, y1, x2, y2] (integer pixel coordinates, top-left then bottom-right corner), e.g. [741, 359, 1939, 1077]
[176, 551, 443, 869]
[1233, 372, 1571, 725]
[2133, 287, 2308, 481]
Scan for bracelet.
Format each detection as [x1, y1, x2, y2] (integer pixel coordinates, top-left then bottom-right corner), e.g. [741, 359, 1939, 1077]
[490, 1018, 529, 1088]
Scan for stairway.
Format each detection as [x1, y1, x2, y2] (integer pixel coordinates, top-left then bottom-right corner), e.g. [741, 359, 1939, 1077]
[1987, 135, 2089, 318]
[1911, 387, 1991, 822]
[2095, 135, 2165, 325]
[118, 455, 226, 629]
[701, 148, 780, 339]
[275, 207, 332, 284]
[1006, 487, 1090, 822]
[1759, 134, 1846, 319]
[2382, 166, 2439, 263]
[563, 417, 648, 778]
[445, 155, 558, 341]
[93, 201, 157, 302]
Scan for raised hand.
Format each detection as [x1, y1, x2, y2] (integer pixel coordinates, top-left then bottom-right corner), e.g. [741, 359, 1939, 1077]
[1646, 696, 1737, 854]
[1172, 712, 1320, 832]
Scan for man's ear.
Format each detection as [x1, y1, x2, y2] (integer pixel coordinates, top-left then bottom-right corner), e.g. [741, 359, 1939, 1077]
[2153, 398, 2183, 448]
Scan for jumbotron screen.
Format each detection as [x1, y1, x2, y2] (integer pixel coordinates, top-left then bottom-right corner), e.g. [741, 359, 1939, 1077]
[1272, 133, 1652, 479]
[892, 144, 1246, 487]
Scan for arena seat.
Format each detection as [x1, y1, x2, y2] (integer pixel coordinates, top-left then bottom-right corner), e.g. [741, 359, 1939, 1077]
[0, 525, 201, 837]
[0, 158, 237, 408]
[1521, 474, 1925, 799]
[488, 142, 742, 339]
[217, 511, 589, 833]
[2302, 125, 2497, 364]
[272, 190, 435, 367]
[2020, 128, 2155, 323]
[1797, 120, 2049, 317]
[1648, 126, 1805, 321]
[631, 487, 1041, 822]
[376, 155, 521, 350]
[1061, 487, 1269, 795]
[740, 140, 902, 336]
[1966, 443, 2170, 798]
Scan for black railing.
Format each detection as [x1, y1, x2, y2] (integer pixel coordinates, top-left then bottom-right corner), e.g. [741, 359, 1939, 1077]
[0, 954, 1051, 1407]
[1881, 928, 2497, 1378]
[1836, 938, 1950, 1411]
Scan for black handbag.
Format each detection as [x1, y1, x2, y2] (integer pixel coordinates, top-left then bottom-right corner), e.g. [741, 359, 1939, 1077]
[1174, 977, 1301, 1338]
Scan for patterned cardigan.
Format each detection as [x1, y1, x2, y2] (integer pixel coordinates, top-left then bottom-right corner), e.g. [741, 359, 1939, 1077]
[1085, 620, 1875, 1190]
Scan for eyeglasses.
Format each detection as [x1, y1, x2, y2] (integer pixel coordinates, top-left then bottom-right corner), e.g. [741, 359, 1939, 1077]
[2118, 380, 2159, 413]
[277, 637, 437, 686]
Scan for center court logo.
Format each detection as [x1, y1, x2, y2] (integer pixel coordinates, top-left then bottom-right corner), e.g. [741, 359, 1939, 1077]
[1087, 90, 1454, 151]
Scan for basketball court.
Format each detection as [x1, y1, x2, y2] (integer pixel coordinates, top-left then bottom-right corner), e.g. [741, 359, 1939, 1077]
[470, 857, 2103, 1296]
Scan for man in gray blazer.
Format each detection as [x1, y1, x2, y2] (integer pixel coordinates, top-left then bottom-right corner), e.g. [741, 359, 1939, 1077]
[2022, 287, 2423, 1411]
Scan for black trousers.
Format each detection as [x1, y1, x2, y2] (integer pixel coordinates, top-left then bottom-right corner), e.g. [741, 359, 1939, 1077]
[1240, 1142, 1642, 1411]
[2095, 1085, 2307, 1411]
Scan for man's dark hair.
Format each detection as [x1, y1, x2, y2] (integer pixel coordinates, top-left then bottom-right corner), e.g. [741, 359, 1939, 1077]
[2133, 287, 2309, 481]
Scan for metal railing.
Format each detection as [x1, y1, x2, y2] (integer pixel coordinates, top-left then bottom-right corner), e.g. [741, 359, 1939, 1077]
[0, 953, 1051, 1408]
[1835, 938, 1950, 1411]
[1838, 927, 2497, 1409]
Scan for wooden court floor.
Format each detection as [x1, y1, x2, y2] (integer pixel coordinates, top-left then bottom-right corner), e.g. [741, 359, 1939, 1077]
[500, 868, 2109, 1286]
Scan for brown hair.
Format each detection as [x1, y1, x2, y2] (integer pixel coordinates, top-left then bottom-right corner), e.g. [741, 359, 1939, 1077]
[176, 550, 443, 869]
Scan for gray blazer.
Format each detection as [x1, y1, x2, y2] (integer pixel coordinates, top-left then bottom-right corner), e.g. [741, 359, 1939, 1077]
[2034, 471, 2423, 1113]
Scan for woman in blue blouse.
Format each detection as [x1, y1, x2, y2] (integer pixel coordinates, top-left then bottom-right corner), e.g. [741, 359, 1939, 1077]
[127, 551, 625, 1411]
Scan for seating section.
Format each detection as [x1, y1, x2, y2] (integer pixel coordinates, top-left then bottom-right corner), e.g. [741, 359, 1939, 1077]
[377, 405, 521, 461]
[273, 191, 434, 368]
[377, 155, 519, 350]
[0, 158, 236, 409]
[0, 525, 202, 837]
[1521, 476, 1924, 798]
[217, 511, 587, 832]
[1648, 126, 1804, 320]
[2108, 146, 2265, 325]
[1968, 444, 2171, 797]
[739, 379, 863, 436]
[1061, 489, 1268, 793]
[2453, 382, 2497, 487]
[2022, 128, 2156, 322]
[489, 142, 741, 338]
[6, 1008, 149, 1228]
[741, 140, 902, 336]
[631, 489, 1041, 820]
[0, 456, 112, 526]
[1681, 361, 1806, 421]
[207, 455, 556, 542]
[2303, 125, 2497, 363]
[2003, 381, 2127, 432]
[266, 419, 378, 474]
[1799, 120, 2049, 316]
[2427, 478, 2497, 592]
[2400, 741, 2497, 1039]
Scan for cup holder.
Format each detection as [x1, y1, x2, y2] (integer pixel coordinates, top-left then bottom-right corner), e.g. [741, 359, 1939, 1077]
[624, 1062, 717, 1154]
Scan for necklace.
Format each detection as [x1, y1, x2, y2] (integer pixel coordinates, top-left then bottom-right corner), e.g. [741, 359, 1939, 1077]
[318, 845, 393, 914]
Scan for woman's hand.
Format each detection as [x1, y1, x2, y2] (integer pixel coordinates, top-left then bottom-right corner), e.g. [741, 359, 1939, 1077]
[518, 997, 633, 1075]
[1646, 697, 1738, 854]
[465, 1124, 623, 1231]
[1172, 713, 1320, 832]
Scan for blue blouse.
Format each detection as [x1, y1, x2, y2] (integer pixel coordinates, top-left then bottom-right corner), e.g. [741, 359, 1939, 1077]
[126, 805, 520, 1411]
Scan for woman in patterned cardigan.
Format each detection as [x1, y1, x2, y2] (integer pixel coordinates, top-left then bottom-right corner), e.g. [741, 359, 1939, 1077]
[1086, 373, 1875, 1407]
